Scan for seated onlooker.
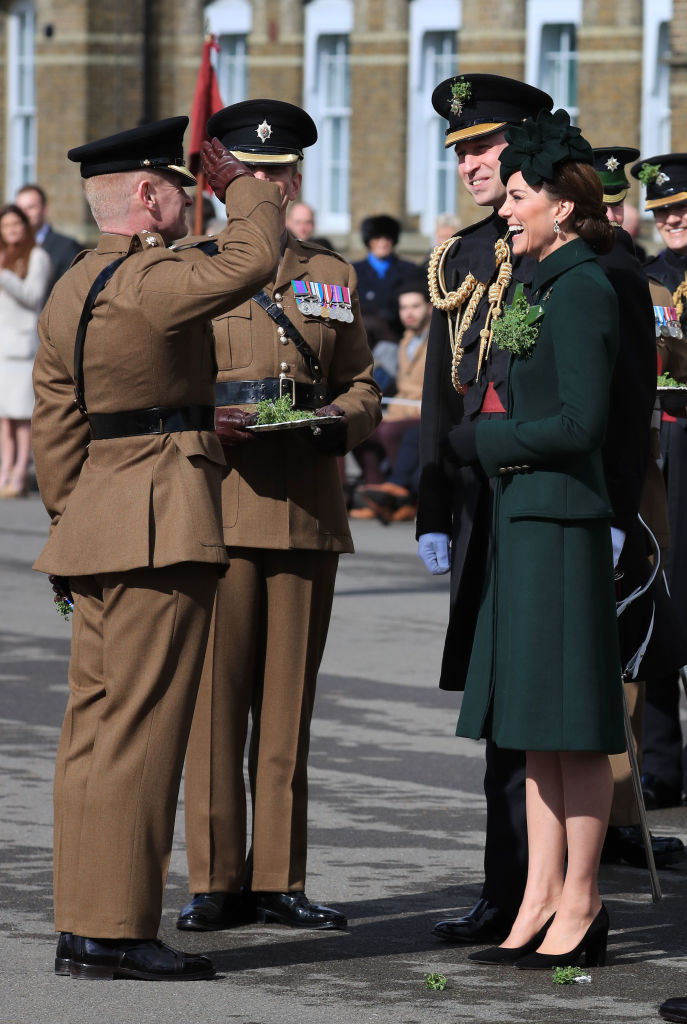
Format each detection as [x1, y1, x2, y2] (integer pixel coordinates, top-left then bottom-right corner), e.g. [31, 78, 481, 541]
[349, 279, 431, 521]
[353, 215, 418, 337]
[15, 183, 82, 298]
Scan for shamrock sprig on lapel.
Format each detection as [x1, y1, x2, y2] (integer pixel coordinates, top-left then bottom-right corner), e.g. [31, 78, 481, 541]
[491, 283, 545, 358]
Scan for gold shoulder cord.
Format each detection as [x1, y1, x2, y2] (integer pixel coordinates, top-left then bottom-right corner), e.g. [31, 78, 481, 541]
[672, 276, 687, 320]
[427, 234, 512, 392]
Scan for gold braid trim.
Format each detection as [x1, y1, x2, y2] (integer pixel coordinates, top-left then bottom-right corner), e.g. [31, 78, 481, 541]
[673, 279, 687, 319]
[475, 237, 512, 382]
[427, 232, 513, 392]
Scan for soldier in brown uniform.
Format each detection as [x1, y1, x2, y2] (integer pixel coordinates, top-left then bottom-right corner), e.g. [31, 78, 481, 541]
[31, 117, 281, 979]
[177, 100, 381, 932]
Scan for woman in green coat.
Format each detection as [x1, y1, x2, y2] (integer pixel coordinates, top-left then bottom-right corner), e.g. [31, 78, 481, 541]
[449, 110, 625, 969]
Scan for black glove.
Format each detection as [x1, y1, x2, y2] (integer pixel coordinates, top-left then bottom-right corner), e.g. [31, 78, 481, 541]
[215, 406, 256, 448]
[445, 419, 478, 466]
[200, 138, 255, 201]
[660, 391, 687, 417]
[308, 403, 349, 455]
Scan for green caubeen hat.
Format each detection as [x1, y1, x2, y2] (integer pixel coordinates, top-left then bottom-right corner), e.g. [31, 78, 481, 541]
[592, 147, 639, 205]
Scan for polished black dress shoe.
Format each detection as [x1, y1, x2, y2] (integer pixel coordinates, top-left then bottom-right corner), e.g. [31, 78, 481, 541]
[64, 935, 214, 980]
[176, 890, 256, 931]
[468, 914, 555, 965]
[601, 825, 685, 869]
[642, 773, 683, 810]
[515, 904, 609, 970]
[433, 899, 510, 944]
[255, 891, 347, 930]
[55, 931, 73, 976]
[660, 996, 687, 1022]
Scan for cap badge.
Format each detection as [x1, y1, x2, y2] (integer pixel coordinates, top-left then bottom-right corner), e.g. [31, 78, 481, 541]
[449, 78, 472, 117]
[256, 120, 272, 144]
[605, 156, 620, 171]
[656, 171, 670, 186]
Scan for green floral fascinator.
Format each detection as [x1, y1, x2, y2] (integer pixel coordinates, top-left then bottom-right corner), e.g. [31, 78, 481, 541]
[499, 108, 594, 186]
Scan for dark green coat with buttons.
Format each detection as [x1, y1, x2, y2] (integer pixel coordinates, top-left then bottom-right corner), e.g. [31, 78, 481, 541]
[457, 238, 626, 753]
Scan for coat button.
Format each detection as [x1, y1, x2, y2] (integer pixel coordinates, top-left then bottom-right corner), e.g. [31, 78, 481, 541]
[280, 336, 288, 345]
[277, 326, 285, 335]
[274, 291, 282, 302]
[276, 302, 284, 310]
[280, 362, 289, 371]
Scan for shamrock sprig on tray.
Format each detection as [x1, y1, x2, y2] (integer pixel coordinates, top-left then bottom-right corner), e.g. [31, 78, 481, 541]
[491, 282, 544, 358]
[254, 396, 315, 424]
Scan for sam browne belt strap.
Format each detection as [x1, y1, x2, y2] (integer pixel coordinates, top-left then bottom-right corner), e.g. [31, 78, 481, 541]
[215, 379, 325, 409]
[88, 405, 216, 439]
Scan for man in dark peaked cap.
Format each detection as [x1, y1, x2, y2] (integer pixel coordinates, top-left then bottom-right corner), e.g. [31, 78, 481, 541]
[631, 153, 687, 818]
[31, 115, 282, 979]
[176, 98, 380, 933]
[416, 72, 553, 946]
[353, 213, 419, 336]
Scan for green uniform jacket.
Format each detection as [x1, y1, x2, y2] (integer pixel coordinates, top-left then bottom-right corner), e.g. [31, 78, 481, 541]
[457, 238, 626, 752]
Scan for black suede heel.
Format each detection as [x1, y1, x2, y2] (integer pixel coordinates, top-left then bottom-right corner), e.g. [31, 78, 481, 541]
[468, 914, 555, 965]
[514, 904, 609, 970]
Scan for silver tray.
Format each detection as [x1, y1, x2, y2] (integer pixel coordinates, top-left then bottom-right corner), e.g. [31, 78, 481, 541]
[657, 385, 687, 394]
[245, 414, 341, 433]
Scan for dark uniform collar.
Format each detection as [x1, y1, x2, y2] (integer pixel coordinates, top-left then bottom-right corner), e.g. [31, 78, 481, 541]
[531, 237, 598, 296]
[662, 246, 687, 271]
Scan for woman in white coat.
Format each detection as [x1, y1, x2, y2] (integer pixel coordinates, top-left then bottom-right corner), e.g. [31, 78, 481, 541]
[0, 204, 51, 496]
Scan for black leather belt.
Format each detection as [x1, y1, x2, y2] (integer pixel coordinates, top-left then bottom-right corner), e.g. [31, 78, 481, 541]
[215, 379, 325, 409]
[88, 405, 215, 440]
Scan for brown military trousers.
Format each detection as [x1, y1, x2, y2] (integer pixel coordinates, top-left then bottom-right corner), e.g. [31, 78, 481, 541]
[184, 547, 338, 893]
[53, 562, 217, 938]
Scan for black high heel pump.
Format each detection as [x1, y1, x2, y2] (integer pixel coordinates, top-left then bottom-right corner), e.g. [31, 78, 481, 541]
[468, 914, 555, 966]
[514, 904, 609, 970]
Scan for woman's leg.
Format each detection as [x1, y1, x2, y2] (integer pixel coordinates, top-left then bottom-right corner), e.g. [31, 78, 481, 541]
[501, 750, 566, 947]
[535, 750, 612, 954]
[0, 419, 15, 488]
[11, 420, 32, 490]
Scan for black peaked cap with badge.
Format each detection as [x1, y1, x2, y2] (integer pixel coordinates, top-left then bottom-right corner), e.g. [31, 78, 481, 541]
[207, 99, 318, 165]
[630, 153, 687, 211]
[592, 147, 639, 205]
[67, 116, 196, 184]
[432, 73, 553, 148]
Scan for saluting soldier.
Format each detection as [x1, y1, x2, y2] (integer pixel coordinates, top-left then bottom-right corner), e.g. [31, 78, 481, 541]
[176, 100, 381, 933]
[630, 154, 687, 814]
[416, 74, 553, 946]
[31, 117, 281, 980]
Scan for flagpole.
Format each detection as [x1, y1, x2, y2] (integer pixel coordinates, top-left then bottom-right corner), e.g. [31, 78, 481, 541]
[194, 169, 206, 235]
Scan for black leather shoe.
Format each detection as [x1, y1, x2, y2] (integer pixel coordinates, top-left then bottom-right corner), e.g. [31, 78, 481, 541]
[66, 935, 214, 980]
[602, 825, 685, 869]
[176, 891, 256, 931]
[55, 932, 73, 976]
[433, 899, 510, 944]
[255, 891, 347, 930]
[641, 773, 683, 810]
[660, 996, 687, 1022]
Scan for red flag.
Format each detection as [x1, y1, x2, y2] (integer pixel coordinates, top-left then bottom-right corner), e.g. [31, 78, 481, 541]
[189, 35, 224, 177]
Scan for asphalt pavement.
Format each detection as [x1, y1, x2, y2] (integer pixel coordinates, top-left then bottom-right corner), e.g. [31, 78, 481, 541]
[2, 493, 687, 1024]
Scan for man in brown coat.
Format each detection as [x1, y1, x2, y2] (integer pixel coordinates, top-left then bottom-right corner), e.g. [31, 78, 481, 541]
[177, 100, 381, 932]
[31, 116, 281, 979]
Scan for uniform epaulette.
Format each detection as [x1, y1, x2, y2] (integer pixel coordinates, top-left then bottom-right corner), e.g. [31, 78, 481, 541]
[296, 238, 347, 262]
[170, 234, 217, 253]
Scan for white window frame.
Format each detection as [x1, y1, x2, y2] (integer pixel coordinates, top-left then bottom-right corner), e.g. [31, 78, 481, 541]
[641, 0, 672, 168]
[406, 0, 461, 238]
[303, 0, 353, 235]
[525, 0, 581, 119]
[6, 0, 36, 200]
[204, 0, 251, 106]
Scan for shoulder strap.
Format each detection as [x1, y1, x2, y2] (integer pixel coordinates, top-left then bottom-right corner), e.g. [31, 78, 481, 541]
[252, 289, 322, 383]
[73, 255, 130, 414]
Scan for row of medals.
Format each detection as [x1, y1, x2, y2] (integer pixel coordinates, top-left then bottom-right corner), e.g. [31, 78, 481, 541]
[654, 305, 682, 339]
[293, 281, 354, 323]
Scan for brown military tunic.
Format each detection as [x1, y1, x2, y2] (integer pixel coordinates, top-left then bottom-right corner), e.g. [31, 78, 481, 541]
[32, 176, 282, 937]
[183, 233, 381, 894]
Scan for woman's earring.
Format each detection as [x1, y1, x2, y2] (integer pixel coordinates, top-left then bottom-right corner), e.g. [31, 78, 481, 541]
[553, 218, 560, 234]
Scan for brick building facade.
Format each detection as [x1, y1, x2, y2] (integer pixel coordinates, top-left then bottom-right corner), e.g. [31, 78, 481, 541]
[0, 0, 683, 254]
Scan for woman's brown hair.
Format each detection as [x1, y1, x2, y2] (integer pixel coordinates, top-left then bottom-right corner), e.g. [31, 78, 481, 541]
[0, 203, 35, 278]
[543, 161, 615, 255]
